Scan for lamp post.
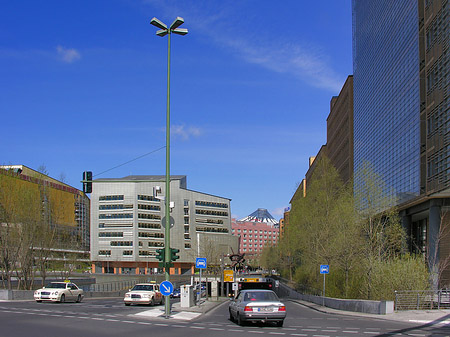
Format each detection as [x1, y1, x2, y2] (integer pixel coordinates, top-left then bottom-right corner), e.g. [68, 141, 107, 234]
[150, 16, 188, 318]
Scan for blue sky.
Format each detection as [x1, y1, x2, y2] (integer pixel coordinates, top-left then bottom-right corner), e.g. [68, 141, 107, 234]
[0, 0, 352, 220]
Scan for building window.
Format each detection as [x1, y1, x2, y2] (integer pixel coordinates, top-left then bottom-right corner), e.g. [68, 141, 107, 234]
[185, 243, 191, 249]
[110, 241, 133, 247]
[139, 232, 164, 238]
[138, 204, 161, 211]
[98, 250, 111, 256]
[138, 223, 161, 229]
[99, 232, 123, 238]
[138, 195, 159, 202]
[195, 201, 228, 208]
[99, 195, 124, 201]
[99, 213, 133, 219]
[123, 250, 133, 256]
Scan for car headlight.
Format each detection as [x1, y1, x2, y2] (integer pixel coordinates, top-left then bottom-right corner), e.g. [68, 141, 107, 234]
[142, 294, 150, 298]
[34, 291, 39, 295]
[52, 291, 59, 295]
[125, 293, 131, 298]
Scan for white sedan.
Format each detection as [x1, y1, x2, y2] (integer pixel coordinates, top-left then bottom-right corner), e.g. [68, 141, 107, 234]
[124, 283, 164, 306]
[34, 282, 84, 303]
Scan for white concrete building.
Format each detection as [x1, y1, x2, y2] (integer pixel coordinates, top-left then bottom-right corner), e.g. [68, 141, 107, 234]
[90, 175, 238, 275]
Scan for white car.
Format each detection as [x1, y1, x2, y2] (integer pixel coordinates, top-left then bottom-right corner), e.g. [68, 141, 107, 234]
[124, 283, 164, 306]
[34, 281, 84, 303]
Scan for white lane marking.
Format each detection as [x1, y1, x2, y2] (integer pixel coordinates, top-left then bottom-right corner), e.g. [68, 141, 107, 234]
[248, 331, 264, 334]
[342, 331, 358, 334]
[190, 326, 205, 329]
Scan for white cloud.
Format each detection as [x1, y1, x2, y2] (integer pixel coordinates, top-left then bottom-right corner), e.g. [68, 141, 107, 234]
[56, 45, 81, 63]
[171, 124, 201, 140]
[144, 1, 344, 92]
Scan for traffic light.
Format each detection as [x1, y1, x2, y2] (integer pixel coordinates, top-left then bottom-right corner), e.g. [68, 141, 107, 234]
[156, 248, 165, 262]
[170, 248, 180, 261]
[83, 171, 92, 193]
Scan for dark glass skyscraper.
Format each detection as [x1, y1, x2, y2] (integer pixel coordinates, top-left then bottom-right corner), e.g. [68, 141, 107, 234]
[352, 0, 449, 287]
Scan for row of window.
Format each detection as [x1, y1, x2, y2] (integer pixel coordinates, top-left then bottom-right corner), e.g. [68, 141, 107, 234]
[99, 232, 123, 237]
[196, 226, 229, 233]
[138, 223, 161, 229]
[196, 218, 224, 225]
[110, 241, 133, 246]
[138, 213, 161, 220]
[138, 232, 164, 238]
[99, 195, 124, 201]
[138, 204, 161, 211]
[98, 223, 133, 228]
[195, 209, 228, 216]
[99, 204, 133, 210]
[99, 213, 133, 219]
[195, 200, 228, 208]
[138, 195, 160, 202]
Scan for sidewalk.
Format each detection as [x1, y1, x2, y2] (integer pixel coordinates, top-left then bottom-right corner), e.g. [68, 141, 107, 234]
[290, 298, 450, 325]
[171, 296, 228, 314]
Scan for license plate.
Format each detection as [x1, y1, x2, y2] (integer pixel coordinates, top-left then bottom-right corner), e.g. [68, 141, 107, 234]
[258, 307, 272, 312]
[42, 296, 49, 299]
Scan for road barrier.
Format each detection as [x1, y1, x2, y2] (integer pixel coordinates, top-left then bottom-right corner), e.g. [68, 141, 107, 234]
[394, 290, 450, 310]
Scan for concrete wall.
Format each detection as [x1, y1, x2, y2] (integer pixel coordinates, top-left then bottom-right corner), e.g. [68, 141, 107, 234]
[276, 280, 394, 315]
[0, 290, 127, 301]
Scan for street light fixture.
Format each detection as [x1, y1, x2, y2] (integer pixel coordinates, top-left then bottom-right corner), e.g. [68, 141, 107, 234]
[150, 16, 188, 318]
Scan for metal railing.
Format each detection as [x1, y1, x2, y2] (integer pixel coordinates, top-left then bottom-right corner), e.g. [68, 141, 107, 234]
[81, 280, 140, 292]
[394, 290, 450, 310]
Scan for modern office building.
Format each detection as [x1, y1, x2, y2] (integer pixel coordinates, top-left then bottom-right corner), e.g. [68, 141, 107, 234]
[352, 1, 449, 286]
[0, 165, 90, 251]
[90, 175, 238, 275]
[327, 75, 354, 185]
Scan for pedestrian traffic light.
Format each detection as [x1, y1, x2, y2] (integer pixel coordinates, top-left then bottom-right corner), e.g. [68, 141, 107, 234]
[83, 171, 92, 193]
[156, 248, 165, 262]
[170, 248, 180, 261]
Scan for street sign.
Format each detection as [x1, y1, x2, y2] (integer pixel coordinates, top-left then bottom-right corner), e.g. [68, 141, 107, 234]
[232, 282, 238, 290]
[196, 257, 207, 269]
[224, 270, 234, 282]
[160, 280, 174, 296]
[161, 216, 174, 229]
[320, 264, 329, 274]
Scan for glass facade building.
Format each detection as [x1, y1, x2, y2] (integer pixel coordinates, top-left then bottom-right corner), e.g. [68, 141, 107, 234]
[352, 0, 450, 288]
[352, 0, 421, 204]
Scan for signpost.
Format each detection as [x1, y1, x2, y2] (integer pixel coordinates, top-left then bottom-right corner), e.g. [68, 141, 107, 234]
[196, 258, 207, 301]
[160, 280, 174, 318]
[320, 264, 329, 306]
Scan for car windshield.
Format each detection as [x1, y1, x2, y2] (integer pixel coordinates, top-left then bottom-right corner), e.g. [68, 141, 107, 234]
[244, 291, 279, 302]
[131, 285, 153, 291]
[46, 283, 67, 289]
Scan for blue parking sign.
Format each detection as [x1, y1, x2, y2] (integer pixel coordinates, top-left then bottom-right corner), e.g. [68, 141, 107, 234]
[196, 257, 207, 269]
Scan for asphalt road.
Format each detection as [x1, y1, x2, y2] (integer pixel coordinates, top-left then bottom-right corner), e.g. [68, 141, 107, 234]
[1, 298, 450, 337]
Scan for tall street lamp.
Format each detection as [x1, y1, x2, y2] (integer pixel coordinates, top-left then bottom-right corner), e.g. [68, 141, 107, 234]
[150, 16, 188, 318]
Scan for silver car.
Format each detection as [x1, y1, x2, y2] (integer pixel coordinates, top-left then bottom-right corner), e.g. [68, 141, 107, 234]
[229, 289, 286, 326]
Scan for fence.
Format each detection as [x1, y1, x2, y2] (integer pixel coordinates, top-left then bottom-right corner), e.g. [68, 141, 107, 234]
[80, 279, 140, 292]
[394, 290, 450, 310]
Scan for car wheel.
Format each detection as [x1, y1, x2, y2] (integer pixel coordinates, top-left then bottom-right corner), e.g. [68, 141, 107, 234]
[76, 295, 82, 303]
[229, 309, 234, 322]
[276, 320, 284, 327]
[60, 294, 65, 303]
[125, 303, 131, 306]
[237, 313, 244, 326]
[150, 297, 155, 306]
